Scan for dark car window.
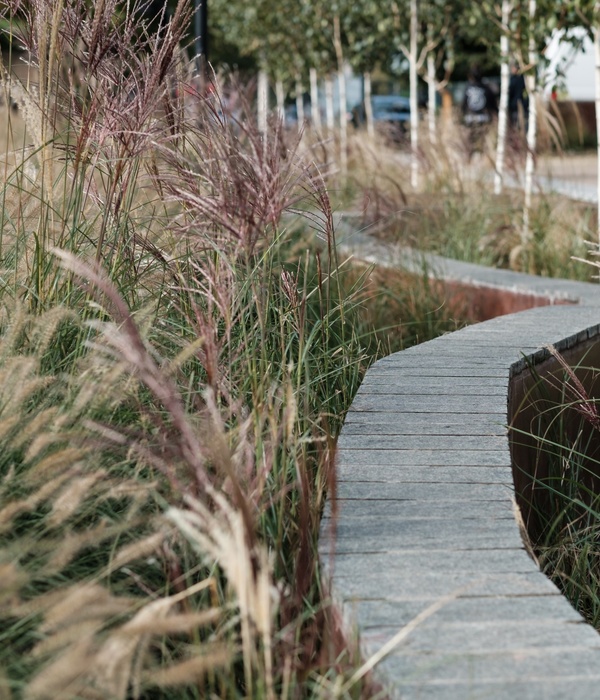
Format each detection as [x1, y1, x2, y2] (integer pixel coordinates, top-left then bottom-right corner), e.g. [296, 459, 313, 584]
[387, 104, 409, 114]
[372, 97, 410, 117]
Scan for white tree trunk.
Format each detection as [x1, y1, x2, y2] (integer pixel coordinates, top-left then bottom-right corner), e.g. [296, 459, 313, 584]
[295, 73, 305, 131]
[595, 6, 600, 242]
[364, 71, 375, 138]
[275, 78, 285, 122]
[523, 0, 537, 245]
[257, 68, 268, 135]
[427, 51, 436, 145]
[309, 67, 321, 130]
[338, 68, 348, 175]
[409, 0, 419, 188]
[334, 14, 348, 175]
[494, 0, 511, 195]
[325, 74, 335, 131]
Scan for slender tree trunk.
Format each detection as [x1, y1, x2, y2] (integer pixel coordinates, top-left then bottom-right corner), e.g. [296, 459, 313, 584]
[257, 68, 268, 135]
[295, 73, 305, 131]
[595, 4, 600, 242]
[364, 70, 375, 138]
[409, 0, 419, 188]
[275, 78, 285, 122]
[325, 74, 335, 131]
[333, 14, 348, 175]
[440, 36, 455, 139]
[523, 0, 537, 245]
[494, 0, 511, 195]
[427, 51, 436, 146]
[310, 67, 321, 129]
[338, 68, 348, 175]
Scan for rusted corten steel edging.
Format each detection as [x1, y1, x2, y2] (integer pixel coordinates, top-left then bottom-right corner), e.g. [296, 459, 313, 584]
[319, 251, 600, 700]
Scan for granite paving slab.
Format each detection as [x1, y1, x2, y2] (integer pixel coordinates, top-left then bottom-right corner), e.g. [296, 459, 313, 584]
[321, 248, 600, 698]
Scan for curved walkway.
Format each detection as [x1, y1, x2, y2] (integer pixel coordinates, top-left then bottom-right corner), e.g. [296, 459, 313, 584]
[536, 153, 598, 204]
[320, 239, 600, 699]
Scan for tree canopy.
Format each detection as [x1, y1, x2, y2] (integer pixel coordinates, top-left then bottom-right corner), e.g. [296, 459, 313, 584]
[206, 0, 594, 89]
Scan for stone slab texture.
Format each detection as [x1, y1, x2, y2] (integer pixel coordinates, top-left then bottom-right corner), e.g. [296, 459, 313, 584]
[320, 246, 600, 699]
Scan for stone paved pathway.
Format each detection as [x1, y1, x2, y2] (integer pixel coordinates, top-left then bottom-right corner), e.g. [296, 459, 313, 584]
[321, 228, 600, 698]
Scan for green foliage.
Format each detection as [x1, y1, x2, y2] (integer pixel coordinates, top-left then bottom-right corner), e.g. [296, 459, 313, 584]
[207, 0, 599, 99]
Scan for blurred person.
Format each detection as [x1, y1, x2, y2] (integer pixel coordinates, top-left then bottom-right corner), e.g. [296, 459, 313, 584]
[508, 61, 529, 131]
[462, 64, 498, 159]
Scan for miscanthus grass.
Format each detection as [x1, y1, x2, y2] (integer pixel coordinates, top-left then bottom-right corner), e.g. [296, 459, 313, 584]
[0, 1, 461, 698]
[511, 345, 600, 631]
[511, 245, 600, 631]
[341, 121, 595, 282]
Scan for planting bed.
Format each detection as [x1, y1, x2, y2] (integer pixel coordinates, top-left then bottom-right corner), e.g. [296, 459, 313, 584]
[320, 246, 600, 699]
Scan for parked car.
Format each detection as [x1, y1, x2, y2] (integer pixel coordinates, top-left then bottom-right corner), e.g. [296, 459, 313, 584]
[352, 94, 411, 140]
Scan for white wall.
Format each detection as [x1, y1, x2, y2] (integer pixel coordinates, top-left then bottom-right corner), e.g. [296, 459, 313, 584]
[545, 28, 595, 101]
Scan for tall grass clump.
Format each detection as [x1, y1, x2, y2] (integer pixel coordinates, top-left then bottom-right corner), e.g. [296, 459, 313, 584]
[341, 126, 595, 282]
[511, 345, 600, 630]
[0, 1, 463, 697]
[511, 246, 600, 629]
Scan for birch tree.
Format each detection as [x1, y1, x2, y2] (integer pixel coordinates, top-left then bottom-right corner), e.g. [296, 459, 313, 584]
[257, 67, 269, 133]
[494, 1, 513, 194]
[391, 0, 422, 188]
[305, 0, 354, 170]
[211, 0, 312, 132]
[516, 0, 585, 242]
[332, 12, 348, 174]
[343, 0, 396, 138]
[395, 0, 449, 187]
[522, 0, 538, 243]
[461, 1, 513, 192]
[408, 0, 419, 187]
[309, 67, 321, 129]
[302, 0, 338, 132]
[419, 1, 464, 146]
[209, 0, 274, 129]
[426, 26, 437, 145]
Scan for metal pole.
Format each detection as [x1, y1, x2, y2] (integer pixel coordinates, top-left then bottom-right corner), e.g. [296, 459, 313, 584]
[194, 0, 208, 74]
